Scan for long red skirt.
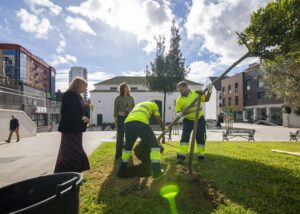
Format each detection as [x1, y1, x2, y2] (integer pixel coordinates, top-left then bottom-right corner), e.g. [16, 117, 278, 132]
[54, 133, 90, 173]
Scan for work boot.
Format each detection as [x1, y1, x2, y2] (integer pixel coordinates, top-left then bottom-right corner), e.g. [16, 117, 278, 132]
[176, 154, 185, 164]
[117, 162, 128, 178]
[152, 163, 164, 178]
[197, 155, 206, 161]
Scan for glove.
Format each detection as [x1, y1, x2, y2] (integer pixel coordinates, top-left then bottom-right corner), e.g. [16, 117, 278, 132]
[207, 83, 213, 93]
[196, 90, 205, 95]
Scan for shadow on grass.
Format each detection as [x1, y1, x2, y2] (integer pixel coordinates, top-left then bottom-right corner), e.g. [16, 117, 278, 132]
[193, 153, 300, 214]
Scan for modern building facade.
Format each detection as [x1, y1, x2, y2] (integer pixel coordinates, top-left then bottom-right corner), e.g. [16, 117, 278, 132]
[0, 43, 56, 100]
[69, 66, 88, 100]
[0, 43, 60, 132]
[221, 63, 283, 124]
[221, 72, 245, 122]
[90, 76, 203, 125]
[243, 64, 283, 124]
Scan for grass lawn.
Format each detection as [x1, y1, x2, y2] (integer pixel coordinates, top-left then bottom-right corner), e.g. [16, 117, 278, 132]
[80, 141, 300, 214]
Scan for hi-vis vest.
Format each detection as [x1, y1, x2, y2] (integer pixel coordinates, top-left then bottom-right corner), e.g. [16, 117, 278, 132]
[176, 90, 206, 120]
[125, 101, 160, 125]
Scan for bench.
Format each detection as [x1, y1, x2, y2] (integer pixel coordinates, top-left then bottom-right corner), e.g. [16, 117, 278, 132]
[150, 125, 172, 141]
[223, 128, 255, 141]
[290, 130, 300, 141]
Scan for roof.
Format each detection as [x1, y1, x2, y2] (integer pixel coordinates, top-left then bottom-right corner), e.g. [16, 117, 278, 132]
[209, 76, 226, 91]
[95, 76, 202, 86]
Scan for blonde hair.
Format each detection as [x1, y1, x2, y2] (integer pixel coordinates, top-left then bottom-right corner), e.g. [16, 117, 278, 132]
[68, 77, 88, 93]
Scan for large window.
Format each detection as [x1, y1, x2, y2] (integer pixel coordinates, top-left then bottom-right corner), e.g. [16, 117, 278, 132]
[228, 85, 231, 94]
[257, 91, 265, 99]
[235, 83, 238, 93]
[50, 114, 59, 124]
[222, 98, 225, 107]
[235, 96, 239, 105]
[246, 80, 251, 91]
[228, 97, 231, 106]
[222, 87, 225, 94]
[245, 93, 251, 100]
[32, 114, 47, 127]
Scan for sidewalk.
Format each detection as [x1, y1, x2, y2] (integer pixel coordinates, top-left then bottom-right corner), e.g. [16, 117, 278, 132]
[0, 131, 115, 187]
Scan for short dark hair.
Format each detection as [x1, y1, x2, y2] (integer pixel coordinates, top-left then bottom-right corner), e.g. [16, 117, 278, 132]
[177, 81, 188, 88]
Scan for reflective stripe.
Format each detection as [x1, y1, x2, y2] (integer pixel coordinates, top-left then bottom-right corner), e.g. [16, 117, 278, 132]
[197, 144, 205, 155]
[153, 110, 159, 113]
[122, 149, 132, 161]
[150, 148, 161, 161]
[180, 142, 189, 145]
[179, 143, 188, 154]
[131, 110, 148, 117]
[140, 104, 150, 111]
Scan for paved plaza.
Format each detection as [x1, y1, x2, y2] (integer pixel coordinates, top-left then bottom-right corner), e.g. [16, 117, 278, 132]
[0, 123, 299, 187]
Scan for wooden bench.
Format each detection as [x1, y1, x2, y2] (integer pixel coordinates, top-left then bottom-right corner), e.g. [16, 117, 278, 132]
[223, 128, 255, 141]
[289, 130, 300, 141]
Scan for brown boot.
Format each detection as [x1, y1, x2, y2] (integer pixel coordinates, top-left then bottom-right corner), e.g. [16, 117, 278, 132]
[5, 140, 10, 143]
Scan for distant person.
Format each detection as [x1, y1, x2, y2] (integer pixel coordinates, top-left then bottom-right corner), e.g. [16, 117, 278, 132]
[216, 114, 222, 129]
[54, 77, 90, 173]
[5, 115, 20, 143]
[113, 82, 135, 160]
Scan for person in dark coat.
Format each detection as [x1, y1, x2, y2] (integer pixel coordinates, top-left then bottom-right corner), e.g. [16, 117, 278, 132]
[5, 115, 20, 143]
[54, 77, 90, 173]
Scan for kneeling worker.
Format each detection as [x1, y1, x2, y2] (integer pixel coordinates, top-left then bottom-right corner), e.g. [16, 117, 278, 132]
[118, 100, 166, 178]
[175, 81, 212, 163]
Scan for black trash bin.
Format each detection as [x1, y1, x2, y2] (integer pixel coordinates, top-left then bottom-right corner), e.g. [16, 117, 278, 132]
[0, 172, 83, 214]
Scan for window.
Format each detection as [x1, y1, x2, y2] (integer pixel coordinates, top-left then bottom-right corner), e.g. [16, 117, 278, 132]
[235, 83, 238, 92]
[110, 87, 117, 91]
[245, 93, 251, 100]
[235, 96, 239, 105]
[50, 114, 59, 124]
[219, 103, 222, 108]
[32, 113, 47, 127]
[258, 80, 264, 88]
[219, 94, 222, 99]
[228, 85, 231, 94]
[258, 91, 265, 99]
[222, 98, 225, 107]
[246, 80, 251, 91]
[228, 97, 231, 106]
[222, 87, 225, 94]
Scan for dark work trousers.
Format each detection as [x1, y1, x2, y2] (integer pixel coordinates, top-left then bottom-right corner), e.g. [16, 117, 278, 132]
[178, 116, 206, 160]
[115, 115, 126, 159]
[118, 121, 161, 176]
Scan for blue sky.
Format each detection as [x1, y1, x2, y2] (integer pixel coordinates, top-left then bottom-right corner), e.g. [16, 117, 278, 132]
[0, 0, 269, 91]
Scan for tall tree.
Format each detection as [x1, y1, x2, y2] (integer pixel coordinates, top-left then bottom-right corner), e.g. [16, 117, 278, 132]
[146, 20, 188, 122]
[238, 0, 300, 109]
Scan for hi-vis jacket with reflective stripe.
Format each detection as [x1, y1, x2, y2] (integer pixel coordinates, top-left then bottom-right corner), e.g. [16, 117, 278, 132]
[175, 90, 207, 121]
[125, 101, 160, 125]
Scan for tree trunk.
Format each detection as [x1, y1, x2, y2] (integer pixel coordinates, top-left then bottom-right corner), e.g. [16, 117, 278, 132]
[163, 91, 167, 123]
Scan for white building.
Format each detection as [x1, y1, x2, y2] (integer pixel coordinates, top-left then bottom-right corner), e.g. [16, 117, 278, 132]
[89, 76, 203, 125]
[203, 77, 225, 121]
[69, 66, 88, 100]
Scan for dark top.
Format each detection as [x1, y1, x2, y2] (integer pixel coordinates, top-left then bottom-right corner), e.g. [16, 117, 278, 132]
[10, 118, 19, 130]
[58, 91, 87, 133]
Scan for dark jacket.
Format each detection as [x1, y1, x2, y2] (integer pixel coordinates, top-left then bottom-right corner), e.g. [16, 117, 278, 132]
[58, 91, 87, 133]
[10, 118, 19, 130]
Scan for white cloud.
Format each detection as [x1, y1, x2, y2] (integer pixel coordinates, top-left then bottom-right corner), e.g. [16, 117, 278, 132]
[185, 0, 268, 65]
[66, 16, 97, 36]
[66, 0, 174, 53]
[25, 0, 62, 15]
[16, 9, 52, 38]
[51, 54, 77, 66]
[187, 60, 220, 83]
[56, 34, 66, 53]
[122, 70, 145, 76]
